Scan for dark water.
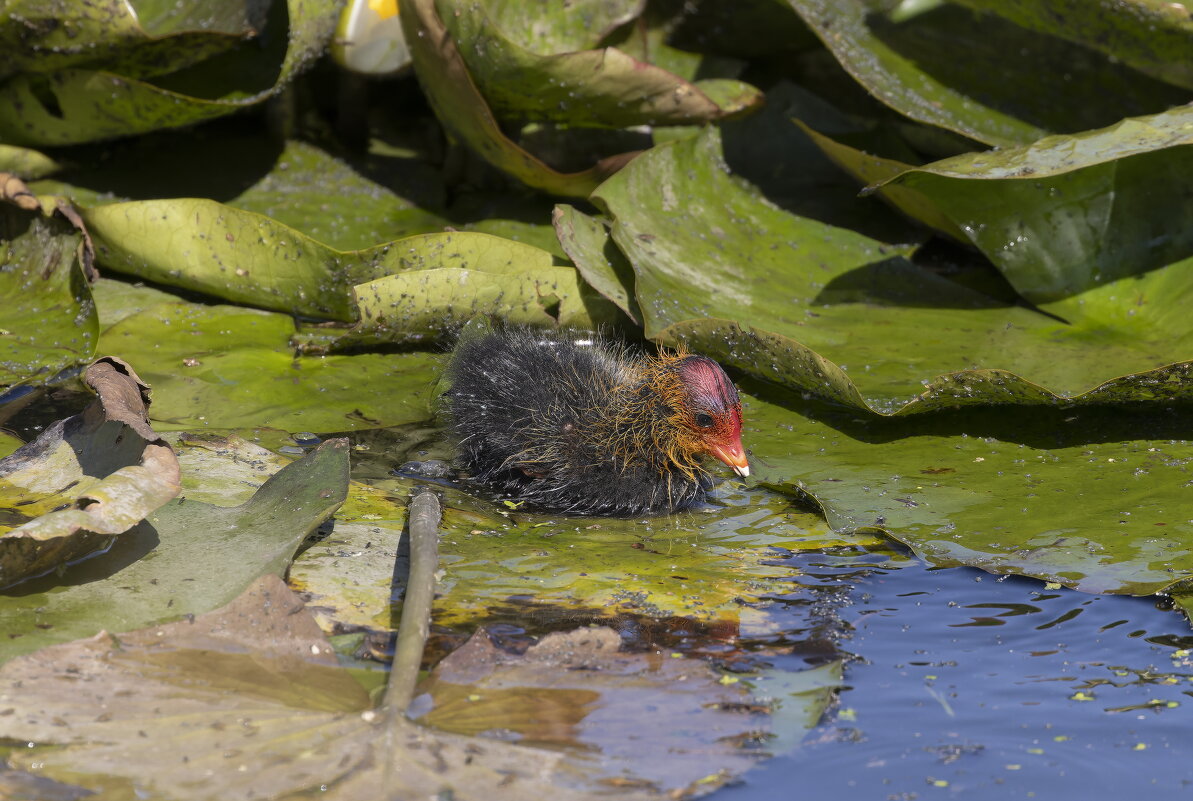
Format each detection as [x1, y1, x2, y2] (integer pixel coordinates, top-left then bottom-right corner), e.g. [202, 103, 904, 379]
[717, 548, 1193, 799]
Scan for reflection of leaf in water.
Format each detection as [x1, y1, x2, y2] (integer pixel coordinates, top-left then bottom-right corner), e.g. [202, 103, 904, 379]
[0, 573, 770, 801]
[416, 625, 836, 792]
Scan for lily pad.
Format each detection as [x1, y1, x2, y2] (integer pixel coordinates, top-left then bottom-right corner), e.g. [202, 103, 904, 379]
[227, 140, 449, 252]
[97, 302, 439, 432]
[590, 127, 1193, 414]
[439, 0, 762, 127]
[0, 0, 338, 146]
[745, 384, 1193, 596]
[844, 105, 1193, 303]
[0, 438, 348, 663]
[483, 0, 642, 54]
[400, 0, 637, 197]
[83, 198, 360, 320]
[783, 0, 1188, 146]
[346, 254, 620, 346]
[954, 0, 1193, 91]
[0, 357, 180, 588]
[0, 0, 267, 78]
[553, 203, 642, 325]
[84, 196, 603, 328]
[0, 433, 19, 460]
[0, 144, 58, 178]
[0, 201, 97, 388]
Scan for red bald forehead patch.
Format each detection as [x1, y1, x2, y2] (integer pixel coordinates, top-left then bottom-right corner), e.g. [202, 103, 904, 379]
[677, 355, 740, 412]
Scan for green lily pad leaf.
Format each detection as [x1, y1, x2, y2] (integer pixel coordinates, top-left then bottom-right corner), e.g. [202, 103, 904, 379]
[600, 1, 746, 85]
[0, 433, 19, 460]
[783, 0, 1188, 146]
[320, 231, 620, 347]
[746, 386, 1193, 595]
[954, 0, 1193, 91]
[290, 455, 879, 633]
[794, 120, 968, 242]
[0, 0, 338, 146]
[97, 302, 438, 432]
[484, 0, 642, 54]
[288, 481, 409, 633]
[227, 140, 449, 252]
[553, 204, 641, 325]
[431, 487, 878, 628]
[0, 144, 58, 178]
[90, 276, 186, 329]
[439, 0, 762, 128]
[859, 105, 1193, 303]
[83, 197, 360, 320]
[347, 262, 618, 346]
[170, 432, 293, 505]
[592, 127, 1193, 413]
[400, 0, 637, 197]
[0, 573, 769, 800]
[0, 357, 180, 588]
[0, 201, 97, 388]
[83, 195, 588, 326]
[0, 438, 349, 663]
[415, 626, 819, 791]
[1, 0, 267, 78]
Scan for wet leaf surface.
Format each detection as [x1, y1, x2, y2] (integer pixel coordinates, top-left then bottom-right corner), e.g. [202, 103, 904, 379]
[783, 0, 1188, 146]
[856, 105, 1193, 303]
[0, 438, 347, 663]
[954, 0, 1193, 90]
[97, 302, 438, 431]
[746, 384, 1193, 595]
[6, 1, 1193, 795]
[0, 203, 97, 388]
[553, 203, 642, 324]
[0, 0, 338, 146]
[592, 127, 1193, 414]
[440, 0, 762, 128]
[0, 358, 180, 588]
[400, 0, 637, 196]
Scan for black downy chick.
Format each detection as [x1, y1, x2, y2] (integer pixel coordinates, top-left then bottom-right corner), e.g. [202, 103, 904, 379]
[442, 328, 748, 516]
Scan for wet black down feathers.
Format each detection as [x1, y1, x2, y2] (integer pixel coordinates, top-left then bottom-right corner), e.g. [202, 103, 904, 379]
[442, 328, 719, 516]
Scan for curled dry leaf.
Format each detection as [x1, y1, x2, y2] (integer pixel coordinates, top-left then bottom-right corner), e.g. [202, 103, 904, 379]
[0, 171, 38, 210]
[0, 356, 180, 588]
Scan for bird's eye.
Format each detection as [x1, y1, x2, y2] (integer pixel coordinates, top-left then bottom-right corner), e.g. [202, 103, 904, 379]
[694, 413, 715, 428]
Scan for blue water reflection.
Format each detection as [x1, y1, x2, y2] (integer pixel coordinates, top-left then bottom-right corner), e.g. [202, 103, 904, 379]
[718, 549, 1193, 799]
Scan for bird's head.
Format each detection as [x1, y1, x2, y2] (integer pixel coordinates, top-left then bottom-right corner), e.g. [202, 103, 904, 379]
[659, 354, 749, 478]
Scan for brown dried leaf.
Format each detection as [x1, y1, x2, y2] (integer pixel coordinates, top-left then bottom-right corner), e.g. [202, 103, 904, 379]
[0, 357, 180, 587]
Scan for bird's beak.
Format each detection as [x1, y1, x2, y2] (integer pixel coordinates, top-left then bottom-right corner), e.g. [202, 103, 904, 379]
[710, 441, 750, 478]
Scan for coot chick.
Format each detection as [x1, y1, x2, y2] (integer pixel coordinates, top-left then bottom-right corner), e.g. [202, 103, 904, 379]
[442, 328, 748, 516]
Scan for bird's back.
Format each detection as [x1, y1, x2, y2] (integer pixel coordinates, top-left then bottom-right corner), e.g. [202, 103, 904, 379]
[443, 328, 711, 515]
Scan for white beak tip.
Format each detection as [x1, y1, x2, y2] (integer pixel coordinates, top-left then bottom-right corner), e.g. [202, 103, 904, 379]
[733, 464, 750, 478]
